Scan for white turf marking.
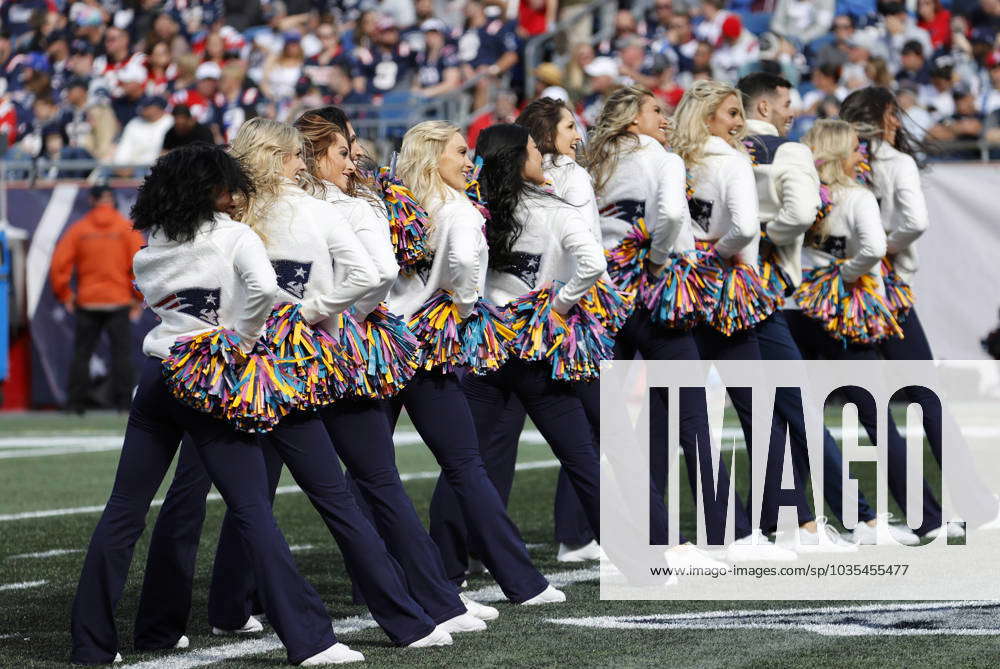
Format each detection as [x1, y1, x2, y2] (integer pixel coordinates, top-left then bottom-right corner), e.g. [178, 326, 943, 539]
[0, 459, 561, 522]
[7, 548, 83, 560]
[287, 544, 316, 553]
[0, 580, 47, 591]
[119, 569, 602, 669]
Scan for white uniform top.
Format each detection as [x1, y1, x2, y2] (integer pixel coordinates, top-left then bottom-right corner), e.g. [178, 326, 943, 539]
[870, 141, 928, 282]
[135, 212, 278, 359]
[688, 135, 760, 266]
[543, 153, 600, 243]
[485, 192, 607, 313]
[321, 181, 400, 318]
[745, 118, 822, 287]
[258, 183, 379, 332]
[597, 133, 693, 263]
[386, 186, 488, 321]
[801, 186, 887, 289]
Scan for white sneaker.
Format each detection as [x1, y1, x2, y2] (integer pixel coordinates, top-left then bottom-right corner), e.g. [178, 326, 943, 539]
[726, 530, 798, 562]
[467, 558, 489, 575]
[556, 540, 605, 562]
[113, 654, 122, 664]
[924, 522, 966, 540]
[407, 626, 453, 648]
[780, 518, 858, 554]
[173, 635, 190, 649]
[852, 513, 919, 545]
[460, 593, 499, 621]
[212, 615, 263, 636]
[438, 612, 487, 634]
[520, 584, 566, 605]
[299, 642, 364, 665]
[978, 496, 1000, 530]
[665, 543, 731, 572]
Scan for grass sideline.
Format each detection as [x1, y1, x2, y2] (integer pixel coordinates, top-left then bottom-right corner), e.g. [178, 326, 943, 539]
[0, 410, 995, 668]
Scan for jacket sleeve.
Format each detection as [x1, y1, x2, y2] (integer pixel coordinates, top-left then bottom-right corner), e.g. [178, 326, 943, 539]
[648, 150, 689, 265]
[445, 205, 485, 319]
[231, 230, 279, 352]
[349, 203, 400, 319]
[766, 142, 822, 246]
[299, 204, 380, 324]
[552, 206, 607, 314]
[127, 225, 145, 301]
[49, 222, 80, 304]
[885, 154, 928, 256]
[561, 163, 602, 244]
[842, 190, 887, 284]
[713, 156, 760, 260]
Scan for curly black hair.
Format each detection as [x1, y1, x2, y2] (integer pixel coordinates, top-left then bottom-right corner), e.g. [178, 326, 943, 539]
[131, 143, 254, 243]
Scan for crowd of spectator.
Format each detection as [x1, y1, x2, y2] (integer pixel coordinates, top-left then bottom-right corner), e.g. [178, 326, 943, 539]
[1, 0, 999, 175]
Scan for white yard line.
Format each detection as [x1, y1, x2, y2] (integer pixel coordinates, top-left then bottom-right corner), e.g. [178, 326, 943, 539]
[7, 548, 83, 560]
[0, 580, 47, 591]
[0, 459, 561, 523]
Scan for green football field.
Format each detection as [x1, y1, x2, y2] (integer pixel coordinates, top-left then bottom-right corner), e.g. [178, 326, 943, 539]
[1, 410, 998, 668]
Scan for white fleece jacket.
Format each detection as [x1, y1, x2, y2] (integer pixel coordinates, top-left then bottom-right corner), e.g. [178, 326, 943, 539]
[870, 141, 928, 282]
[801, 186, 887, 289]
[135, 212, 278, 359]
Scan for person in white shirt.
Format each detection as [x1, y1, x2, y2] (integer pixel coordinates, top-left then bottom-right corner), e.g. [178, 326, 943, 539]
[292, 107, 496, 634]
[788, 119, 945, 543]
[70, 143, 363, 667]
[389, 120, 566, 607]
[841, 86, 997, 537]
[112, 96, 173, 174]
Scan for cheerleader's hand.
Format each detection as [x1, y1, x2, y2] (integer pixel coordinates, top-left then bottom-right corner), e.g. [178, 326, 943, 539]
[646, 260, 667, 278]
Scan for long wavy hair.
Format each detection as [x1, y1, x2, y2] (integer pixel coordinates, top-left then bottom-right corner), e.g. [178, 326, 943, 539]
[839, 86, 924, 167]
[292, 108, 350, 197]
[132, 143, 254, 242]
[516, 96, 572, 158]
[803, 120, 860, 193]
[294, 105, 378, 198]
[586, 85, 650, 195]
[397, 120, 461, 213]
[229, 117, 304, 244]
[670, 79, 747, 169]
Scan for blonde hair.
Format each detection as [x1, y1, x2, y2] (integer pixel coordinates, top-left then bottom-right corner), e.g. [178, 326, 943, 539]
[802, 119, 860, 192]
[229, 117, 305, 243]
[670, 80, 746, 169]
[397, 120, 461, 211]
[586, 85, 650, 195]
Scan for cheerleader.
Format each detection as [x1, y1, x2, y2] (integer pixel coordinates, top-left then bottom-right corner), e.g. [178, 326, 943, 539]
[786, 119, 942, 541]
[70, 144, 361, 666]
[387, 120, 564, 606]
[841, 86, 998, 535]
[292, 107, 495, 631]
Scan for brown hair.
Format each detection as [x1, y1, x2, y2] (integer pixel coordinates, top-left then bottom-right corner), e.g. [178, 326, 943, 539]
[516, 97, 568, 157]
[293, 109, 350, 196]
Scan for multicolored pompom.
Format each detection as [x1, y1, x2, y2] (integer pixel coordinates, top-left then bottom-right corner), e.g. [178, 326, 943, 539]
[856, 141, 874, 187]
[605, 217, 651, 296]
[264, 302, 351, 408]
[643, 250, 724, 329]
[580, 278, 635, 334]
[506, 285, 614, 382]
[879, 257, 914, 323]
[699, 247, 779, 335]
[465, 156, 491, 220]
[795, 262, 903, 345]
[408, 291, 512, 374]
[225, 347, 304, 433]
[376, 165, 431, 273]
[461, 300, 516, 376]
[338, 304, 419, 398]
[757, 232, 791, 306]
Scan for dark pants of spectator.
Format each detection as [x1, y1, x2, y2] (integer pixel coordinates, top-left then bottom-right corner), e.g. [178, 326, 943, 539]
[72, 358, 336, 666]
[69, 306, 134, 411]
[786, 310, 943, 535]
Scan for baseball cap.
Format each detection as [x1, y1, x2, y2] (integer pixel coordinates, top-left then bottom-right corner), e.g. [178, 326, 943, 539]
[534, 62, 563, 87]
[139, 95, 167, 109]
[987, 52, 1000, 68]
[117, 61, 148, 84]
[421, 18, 448, 34]
[583, 56, 619, 79]
[376, 15, 398, 31]
[196, 61, 222, 80]
[721, 15, 742, 41]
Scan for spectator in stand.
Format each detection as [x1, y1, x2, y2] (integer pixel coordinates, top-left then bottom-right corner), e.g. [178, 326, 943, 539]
[981, 53, 1000, 117]
[581, 56, 620, 126]
[197, 31, 230, 68]
[565, 42, 596, 99]
[923, 61, 958, 122]
[37, 124, 93, 179]
[223, 0, 266, 33]
[618, 35, 670, 90]
[460, 1, 521, 110]
[93, 26, 143, 99]
[803, 62, 849, 113]
[929, 86, 984, 154]
[896, 40, 931, 88]
[518, 0, 557, 38]
[647, 0, 676, 43]
[877, 2, 933, 73]
[171, 61, 222, 128]
[303, 22, 349, 93]
[652, 63, 686, 110]
[918, 0, 953, 49]
[842, 30, 879, 89]
[262, 33, 306, 100]
[110, 60, 149, 127]
[161, 104, 215, 152]
[49, 184, 144, 414]
[531, 62, 570, 102]
[897, 83, 933, 141]
[112, 95, 172, 173]
[866, 56, 894, 88]
[217, 62, 263, 143]
[711, 14, 759, 83]
[144, 41, 176, 98]
[771, 0, 835, 48]
[401, 0, 439, 53]
[559, 0, 595, 50]
[327, 61, 370, 106]
[146, 11, 187, 57]
[351, 15, 414, 95]
[694, 0, 731, 46]
[412, 19, 461, 99]
[1, 0, 55, 41]
[660, 11, 698, 74]
[466, 88, 517, 148]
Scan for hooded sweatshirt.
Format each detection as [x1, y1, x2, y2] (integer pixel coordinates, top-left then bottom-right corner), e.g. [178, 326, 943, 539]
[50, 203, 145, 308]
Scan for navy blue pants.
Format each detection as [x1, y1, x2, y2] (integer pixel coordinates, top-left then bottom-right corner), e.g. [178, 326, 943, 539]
[388, 370, 549, 603]
[786, 310, 943, 535]
[756, 311, 876, 530]
[72, 358, 336, 666]
[321, 398, 466, 625]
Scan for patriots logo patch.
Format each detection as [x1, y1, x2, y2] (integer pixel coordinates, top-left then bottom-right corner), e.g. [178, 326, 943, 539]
[154, 288, 221, 326]
[408, 257, 434, 285]
[272, 260, 312, 299]
[819, 235, 848, 260]
[495, 251, 542, 289]
[689, 198, 713, 233]
[600, 199, 646, 228]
